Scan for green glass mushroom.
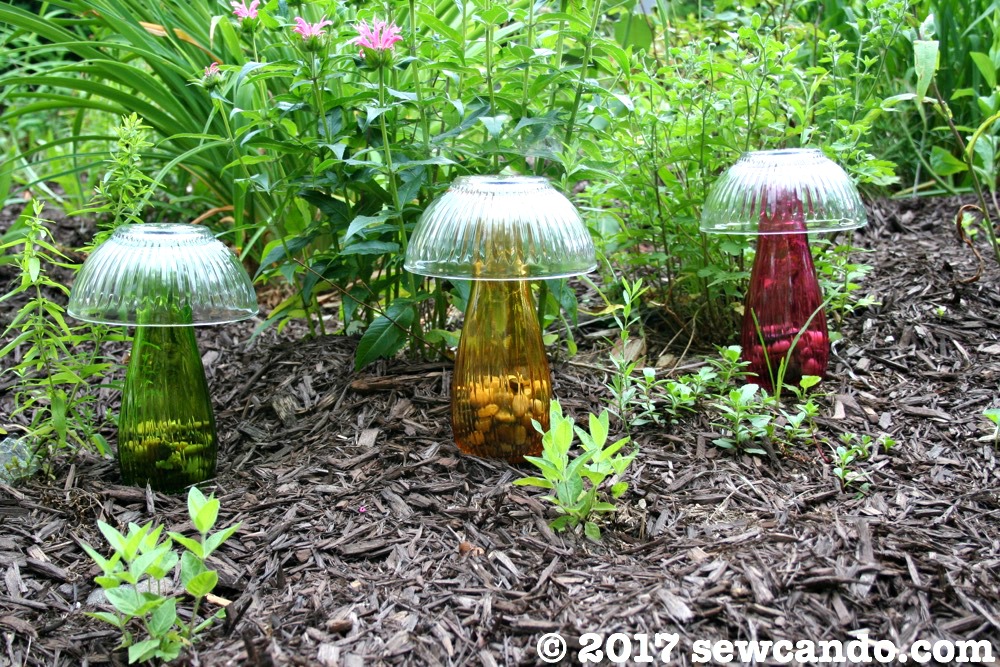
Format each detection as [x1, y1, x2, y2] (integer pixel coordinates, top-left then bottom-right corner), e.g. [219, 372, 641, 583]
[68, 224, 258, 492]
[404, 176, 596, 462]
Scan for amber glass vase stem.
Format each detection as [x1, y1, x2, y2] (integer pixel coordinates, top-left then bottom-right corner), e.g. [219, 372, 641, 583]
[451, 280, 552, 462]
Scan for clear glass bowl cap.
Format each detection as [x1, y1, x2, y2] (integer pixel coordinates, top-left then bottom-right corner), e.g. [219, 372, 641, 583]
[700, 149, 867, 235]
[404, 175, 597, 280]
[68, 224, 259, 326]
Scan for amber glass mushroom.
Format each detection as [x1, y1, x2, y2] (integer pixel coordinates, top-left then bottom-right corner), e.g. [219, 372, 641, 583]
[68, 224, 258, 492]
[405, 176, 596, 462]
[701, 149, 867, 390]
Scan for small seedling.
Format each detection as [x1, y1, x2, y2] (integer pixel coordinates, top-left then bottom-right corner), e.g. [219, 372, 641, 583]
[984, 408, 1000, 446]
[81, 487, 240, 664]
[514, 400, 637, 541]
[831, 443, 869, 492]
[711, 383, 773, 455]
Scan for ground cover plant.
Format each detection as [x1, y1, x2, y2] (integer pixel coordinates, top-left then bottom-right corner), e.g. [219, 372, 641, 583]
[1, 0, 1000, 665]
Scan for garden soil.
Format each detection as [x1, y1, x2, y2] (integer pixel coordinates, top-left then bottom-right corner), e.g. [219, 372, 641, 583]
[0, 195, 998, 666]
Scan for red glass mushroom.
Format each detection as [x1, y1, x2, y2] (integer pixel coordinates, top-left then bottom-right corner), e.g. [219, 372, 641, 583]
[701, 149, 867, 391]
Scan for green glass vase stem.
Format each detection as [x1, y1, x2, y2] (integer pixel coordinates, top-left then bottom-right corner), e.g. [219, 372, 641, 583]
[118, 325, 217, 492]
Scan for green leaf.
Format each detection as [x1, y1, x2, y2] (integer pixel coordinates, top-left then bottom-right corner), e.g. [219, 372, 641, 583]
[95, 575, 124, 589]
[522, 454, 563, 481]
[167, 532, 204, 560]
[344, 214, 392, 243]
[588, 411, 609, 450]
[423, 328, 461, 347]
[203, 522, 241, 559]
[128, 543, 172, 582]
[185, 570, 218, 598]
[913, 40, 939, 103]
[549, 515, 573, 532]
[104, 586, 142, 617]
[148, 596, 176, 637]
[193, 498, 220, 536]
[129, 639, 163, 664]
[970, 51, 997, 90]
[255, 233, 314, 278]
[86, 611, 123, 628]
[340, 240, 401, 256]
[122, 523, 154, 561]
[80, 542, 115, 576]
[478, 115, 507, 139]
[26, 256, 40, 282]
[354, 300, 415, 370]
[187, 487, 207, 520]
[584, 522, 601, 542]
[610, 482, 628, 498]
[97, 521, 128, 556]
[930, 146, 968, 176]
[180, 551, 207, 590]
[478, 6, 510, 25]
[154, 640, 183, 662]
[147, 550, 179, 580]
[513, 476, 554, 489]
[799, 375, 821, 390]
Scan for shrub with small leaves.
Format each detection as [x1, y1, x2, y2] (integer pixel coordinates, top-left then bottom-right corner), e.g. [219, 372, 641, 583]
[81, 487, 240, 664]
[514, 400, 637, 541]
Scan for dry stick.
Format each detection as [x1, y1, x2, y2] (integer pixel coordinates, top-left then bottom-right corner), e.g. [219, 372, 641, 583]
[190, 205, 234, 226]
[934, 82, 1000, 267]
[290, 258, 436, 350]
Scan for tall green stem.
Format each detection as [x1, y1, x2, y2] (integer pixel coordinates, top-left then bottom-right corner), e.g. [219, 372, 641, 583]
[378, 67, 403, 253]
[562, 0, 603, 147]
[484, 7, 499, 171]
[520, 0, 536, 115]
[409, 0, 432, 155]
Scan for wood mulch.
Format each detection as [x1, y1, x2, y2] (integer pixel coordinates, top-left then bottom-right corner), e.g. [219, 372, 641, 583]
[1, 195, 999, 665]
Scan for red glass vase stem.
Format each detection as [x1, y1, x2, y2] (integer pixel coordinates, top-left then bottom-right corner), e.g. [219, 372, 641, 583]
[740, 195, 830, 391]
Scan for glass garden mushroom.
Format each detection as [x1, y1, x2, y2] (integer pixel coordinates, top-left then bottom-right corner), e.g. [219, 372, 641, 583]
[405, 176, 596, 462]
[68, 224, 258, 492]
[701, 149, 867, 391]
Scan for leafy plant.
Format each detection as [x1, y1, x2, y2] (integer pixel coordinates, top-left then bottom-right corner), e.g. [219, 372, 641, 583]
[0, 199, 117, 471]
[811, 241, 879, 327]
[908, 8, 1000, 266]
[514, 400, 637, 541]
[76, 113, 157, 239]
[605, 277, 654, 431]
[831, 433, 874, 492]
[81, 487, 240, 664]
[711, 384, 774, 455]
[0, 0, 618, 365]
[983, 408, 1000, 445]
[709, 372, 824, 455]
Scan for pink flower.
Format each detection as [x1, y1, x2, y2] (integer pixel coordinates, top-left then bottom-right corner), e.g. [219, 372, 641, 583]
[292, 16, 332, 39]
[231, 0, 260, 21]
[353, 18, 403, 57]
[202, 61, 223, 88]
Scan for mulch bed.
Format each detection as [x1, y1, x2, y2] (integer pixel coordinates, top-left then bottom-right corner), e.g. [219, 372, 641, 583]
[1, 195, 999, 665]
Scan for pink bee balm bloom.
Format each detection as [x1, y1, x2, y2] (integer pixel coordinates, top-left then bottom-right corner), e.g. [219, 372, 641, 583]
[231, 0, 260, 20]
[204, 62, 221, 77]
[353, 18, 403, 56]
[292, 16, 333, 39]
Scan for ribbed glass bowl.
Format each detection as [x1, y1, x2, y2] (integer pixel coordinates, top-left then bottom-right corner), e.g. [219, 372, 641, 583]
[68, 224, 258, 326]
[404, 175, 597, 280]
[700, 149, 867, 235]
